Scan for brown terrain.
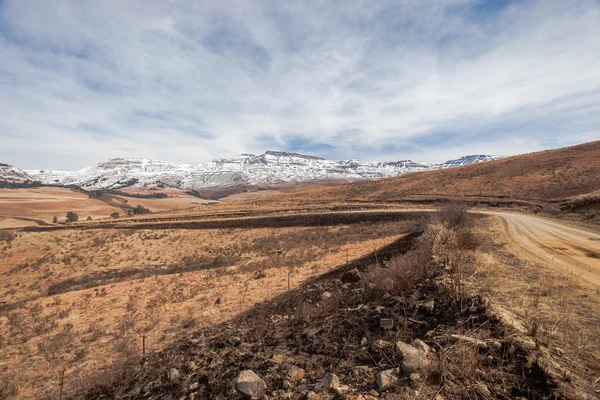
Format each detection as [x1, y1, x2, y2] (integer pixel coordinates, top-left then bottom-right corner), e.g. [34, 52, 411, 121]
[0, 141, 599, 399]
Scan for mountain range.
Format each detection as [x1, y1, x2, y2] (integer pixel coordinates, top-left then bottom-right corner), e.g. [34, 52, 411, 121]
[1, 151, 501, 191]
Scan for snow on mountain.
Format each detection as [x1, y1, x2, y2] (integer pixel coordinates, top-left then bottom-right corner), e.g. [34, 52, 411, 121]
[0, 163, 33, 182]
[25, 151, 500, 191]
[434, 155, 502, 169]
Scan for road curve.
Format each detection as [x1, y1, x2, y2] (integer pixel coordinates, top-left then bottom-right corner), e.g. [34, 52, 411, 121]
[485, 211, 600, 287]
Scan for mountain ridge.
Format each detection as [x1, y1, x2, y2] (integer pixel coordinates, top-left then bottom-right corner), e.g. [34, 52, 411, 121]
[16, 151, 501, 191]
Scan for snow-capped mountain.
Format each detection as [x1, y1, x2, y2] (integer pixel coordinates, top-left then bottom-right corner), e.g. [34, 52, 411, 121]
[24, 151, 501, 191]
[0, 163, 33, 182]
[434, 155, 500, 169]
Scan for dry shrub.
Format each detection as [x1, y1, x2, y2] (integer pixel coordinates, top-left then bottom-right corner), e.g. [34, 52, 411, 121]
[0, 372, 19, 398]
[456, 342, 480, 379]
[0, 230, 15, 243]
[433, 202, 471, 229]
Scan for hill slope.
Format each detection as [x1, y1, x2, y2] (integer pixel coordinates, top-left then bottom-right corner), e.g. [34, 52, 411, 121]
[276, 141, 600, 204]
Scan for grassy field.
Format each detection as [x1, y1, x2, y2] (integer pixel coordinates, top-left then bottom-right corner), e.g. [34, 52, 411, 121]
[0, 219, 413, 399]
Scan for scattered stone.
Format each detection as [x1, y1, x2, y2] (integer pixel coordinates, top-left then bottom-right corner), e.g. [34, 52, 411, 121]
[474, 383, 492, 398]
[409, 373, 421, 383]
[189, 382, 199, 391]
[341, 268, 362, 283]
[167, 368, 181, 383]
[450, 334, 488, 349]
[187, 361, 198, 371]
[286, 366, 305, 384]
[395, 340, 430, 375]
[278, 393, 293, 400]
[315, 372, 340, 391]
[234, 370, 267, 399]
[215, 296, 226, 305]
[351, 365, 371, 377]
[410, 339, 430, 354]
[421, 300, 435, 314]
[380, 318, 394, 330]
[376, 369, 399, 391]
[321, 291, 332, 299]
[402, 351, 430, 375]
[334, 385, 350, 396]
[230, 336, 242, 346]
[371, 339, 393, 352]
[488, 341, 502, 351]
[367, 389, 379, 397]
[508, 345, 516, 355]
[360, 337, 368, 346]
[374, 305, 385, 313]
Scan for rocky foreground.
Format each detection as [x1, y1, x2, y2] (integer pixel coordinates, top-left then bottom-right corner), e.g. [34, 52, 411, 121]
[73, 218, 592, 400]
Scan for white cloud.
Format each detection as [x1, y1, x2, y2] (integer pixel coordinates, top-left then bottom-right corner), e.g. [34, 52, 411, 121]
[0, 0, 599, 169]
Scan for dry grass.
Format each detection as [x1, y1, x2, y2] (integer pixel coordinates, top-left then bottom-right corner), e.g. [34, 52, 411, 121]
[0, 220, 412, 399]
[467, 215, 600, 389]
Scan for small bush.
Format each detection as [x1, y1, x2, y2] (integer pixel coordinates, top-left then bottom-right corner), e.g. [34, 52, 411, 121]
[66, 211, 79, 223]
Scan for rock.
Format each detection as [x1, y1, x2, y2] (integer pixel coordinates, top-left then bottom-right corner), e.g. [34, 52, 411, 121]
[371, 339, 392, 352]
[360, 337, 368, 346]
[402, 351, 430, 375]
[187, 361, 198, 370]
[351, 365, 371, 377]
[334, 385, 350, 396]
[234, 370, 267, 399]
[395, 340, 430, 375]
[474, 383, 491, 398]
[286, 366, 305, 384]
[450, 334, 488, 349]
[409, 373, 421, 382]
[341, 268, 362, 283]
[278, 393, 293, 400]
[376, 369, 399, 391]
[189, 382, 199, 391]
[420, 300, 435, 314]
[315, 372, 340, 391]
[488, 341, 502, 351]
[230, 336, 242, 346]
[374, 305, 385, 313]
[215, 296, 226, 305]
[167, 368, 181, 383]
[367, 389, 379, 397]
[321, 291, 332, 299]
[410, 339, 430, 354]
[380, 318, 394, 330]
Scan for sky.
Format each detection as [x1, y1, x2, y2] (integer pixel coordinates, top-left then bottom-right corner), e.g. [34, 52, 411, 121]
[0, 0, 599, 170]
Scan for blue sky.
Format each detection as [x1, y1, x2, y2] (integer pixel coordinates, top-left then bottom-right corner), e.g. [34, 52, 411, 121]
[0, 0, 599, 170]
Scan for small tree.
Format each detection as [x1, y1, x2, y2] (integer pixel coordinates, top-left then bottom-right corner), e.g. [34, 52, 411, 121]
[65, 212, 78, 223]
[133, 204, 151, 215]
[52, 216, 58, 224]
[110, 212, 120, 219]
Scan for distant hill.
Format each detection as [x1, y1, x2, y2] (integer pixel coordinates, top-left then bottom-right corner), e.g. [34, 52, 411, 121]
[24, 151, 500, 191]
[0, 164, 33, 182]
[276, 141, 600, 203]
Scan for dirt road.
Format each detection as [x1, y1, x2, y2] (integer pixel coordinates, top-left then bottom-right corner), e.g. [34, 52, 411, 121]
[487, 211, 600, 287]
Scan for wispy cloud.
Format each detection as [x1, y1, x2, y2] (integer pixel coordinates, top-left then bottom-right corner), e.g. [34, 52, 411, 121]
[0, 0, 599, 169]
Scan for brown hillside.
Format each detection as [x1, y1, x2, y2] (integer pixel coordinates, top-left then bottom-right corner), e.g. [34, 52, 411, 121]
[269, 140, 600, 204]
